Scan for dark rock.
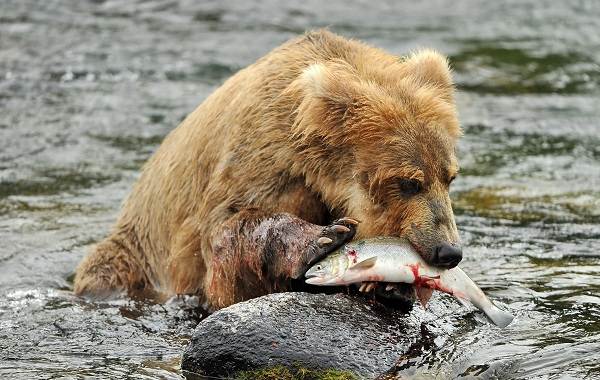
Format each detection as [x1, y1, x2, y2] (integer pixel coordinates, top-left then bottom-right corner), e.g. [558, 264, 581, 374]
[181, 292, 423, 379]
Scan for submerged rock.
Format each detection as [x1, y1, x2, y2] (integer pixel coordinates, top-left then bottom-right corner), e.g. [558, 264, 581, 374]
[181, 292, 422, 379]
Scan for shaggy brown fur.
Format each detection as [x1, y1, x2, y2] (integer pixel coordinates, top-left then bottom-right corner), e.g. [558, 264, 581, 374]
[74, 30, 462, 311]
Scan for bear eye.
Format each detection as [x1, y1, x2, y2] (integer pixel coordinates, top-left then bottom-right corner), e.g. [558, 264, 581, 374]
[398, 178, 422, 196]
[449, 175, 457, 185]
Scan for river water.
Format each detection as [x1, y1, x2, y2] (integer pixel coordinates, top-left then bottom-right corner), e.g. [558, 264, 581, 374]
[1, 1, 599, 379]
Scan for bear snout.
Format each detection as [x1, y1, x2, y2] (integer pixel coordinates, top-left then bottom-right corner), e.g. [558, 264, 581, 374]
[430, 243, 463, 269]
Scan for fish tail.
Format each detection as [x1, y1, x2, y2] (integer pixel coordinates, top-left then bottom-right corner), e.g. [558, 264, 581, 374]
[485, 303, 514, 328]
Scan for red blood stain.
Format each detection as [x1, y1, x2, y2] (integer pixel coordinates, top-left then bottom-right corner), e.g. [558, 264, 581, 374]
[408, 263, 421, 283]
[347, 249, 358, 264]
[408, 263, 453, 295]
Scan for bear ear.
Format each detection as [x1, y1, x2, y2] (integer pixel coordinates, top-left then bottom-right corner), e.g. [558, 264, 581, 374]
[298, 61, 361, 108]
[399, 49, 454, 101]
[285, 60, 366, 145]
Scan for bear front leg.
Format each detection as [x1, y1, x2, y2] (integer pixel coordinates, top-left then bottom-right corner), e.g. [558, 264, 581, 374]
[205, 209, 358, 310]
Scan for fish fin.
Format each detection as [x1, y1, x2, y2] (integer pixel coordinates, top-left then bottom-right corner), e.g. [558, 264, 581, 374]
[415, 287, 434, 309]
[348, 257, 377, 270]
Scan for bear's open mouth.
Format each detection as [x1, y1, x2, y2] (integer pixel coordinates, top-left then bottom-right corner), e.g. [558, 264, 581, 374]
[407, 240, 427, 260]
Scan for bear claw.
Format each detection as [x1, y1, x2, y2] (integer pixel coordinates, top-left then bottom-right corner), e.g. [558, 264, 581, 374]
[318, 218, 358, 250]
[331, 225, 351, 233]
[338, 217, 360, 225]
[317, 237, 333, 246]
[359, 281, 378, 293]
[299, 217, 359, 277]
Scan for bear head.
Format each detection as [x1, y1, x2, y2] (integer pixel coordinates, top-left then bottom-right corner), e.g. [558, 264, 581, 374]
[289, 49, 462, 268]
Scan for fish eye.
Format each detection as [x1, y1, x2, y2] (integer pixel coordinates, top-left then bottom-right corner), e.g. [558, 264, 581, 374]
[316, 265, 322, 271]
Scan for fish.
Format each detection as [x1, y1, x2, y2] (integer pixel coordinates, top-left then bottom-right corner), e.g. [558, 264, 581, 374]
[305, 237, 514, 328]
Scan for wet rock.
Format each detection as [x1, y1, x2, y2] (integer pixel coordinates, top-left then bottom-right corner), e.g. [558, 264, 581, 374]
[181, 292, 421, 379]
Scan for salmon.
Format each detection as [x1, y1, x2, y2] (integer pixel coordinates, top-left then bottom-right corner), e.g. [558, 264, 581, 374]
[305, 237, 514, 328]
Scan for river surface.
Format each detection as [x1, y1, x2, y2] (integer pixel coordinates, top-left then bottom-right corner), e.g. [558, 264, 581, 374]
[1, 1, 599, 379]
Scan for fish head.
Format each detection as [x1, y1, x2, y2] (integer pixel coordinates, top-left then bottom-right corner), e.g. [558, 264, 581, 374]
[305, 251, 347, 285]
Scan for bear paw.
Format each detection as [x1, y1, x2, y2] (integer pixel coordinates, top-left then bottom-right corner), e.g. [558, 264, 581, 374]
[292, 217, 359, 279]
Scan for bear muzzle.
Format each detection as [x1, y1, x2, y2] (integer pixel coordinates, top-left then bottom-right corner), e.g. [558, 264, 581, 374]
[430, 243, 463, 269]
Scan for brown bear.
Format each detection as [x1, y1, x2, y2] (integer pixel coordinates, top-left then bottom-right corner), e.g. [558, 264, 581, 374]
[74, 30, 462, 311]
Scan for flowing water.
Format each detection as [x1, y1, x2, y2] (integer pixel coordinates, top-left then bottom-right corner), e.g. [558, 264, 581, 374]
[1, 0, 599, 378]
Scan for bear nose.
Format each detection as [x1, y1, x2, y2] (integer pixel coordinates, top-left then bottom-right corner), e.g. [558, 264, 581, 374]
[431, 243, 463, 269]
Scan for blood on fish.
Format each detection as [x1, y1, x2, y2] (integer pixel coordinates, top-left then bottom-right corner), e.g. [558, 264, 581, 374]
[408, 263, 420, 281]
[347, 249, 358, 264]
[408, 263, 452, 294]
